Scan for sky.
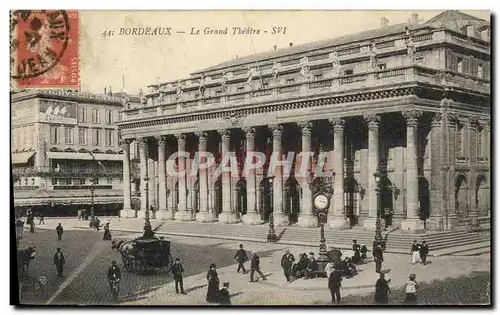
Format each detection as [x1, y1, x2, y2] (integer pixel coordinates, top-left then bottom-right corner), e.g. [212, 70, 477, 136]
[79, 10, 490, 95]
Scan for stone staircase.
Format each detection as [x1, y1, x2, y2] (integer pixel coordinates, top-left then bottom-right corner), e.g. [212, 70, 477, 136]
[85, 219, 490, 256]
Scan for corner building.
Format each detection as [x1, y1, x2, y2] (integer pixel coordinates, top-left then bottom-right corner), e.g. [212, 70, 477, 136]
[118, 11, 491, 231]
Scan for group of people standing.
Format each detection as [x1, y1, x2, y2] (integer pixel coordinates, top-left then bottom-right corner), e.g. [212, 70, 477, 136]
[411, 240, 429, 265]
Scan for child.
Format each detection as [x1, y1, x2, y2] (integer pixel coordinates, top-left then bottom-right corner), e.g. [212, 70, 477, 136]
[404, 274, 418, 305]
[218, 282, 231, 305]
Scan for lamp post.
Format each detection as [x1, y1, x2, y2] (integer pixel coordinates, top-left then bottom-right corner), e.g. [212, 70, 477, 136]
[267, 176, 277, 242]
[90, 175, 95, 219]
[316, 213, 328, 276]
[143, 175, 153, 236]
[373, 170, 386, 249]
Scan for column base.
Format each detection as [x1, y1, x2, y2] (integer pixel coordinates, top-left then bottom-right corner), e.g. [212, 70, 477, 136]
[426, 216, 444, 231]
[120, 208, 136, 219]
[362, 217, 379, 231]
[446, 214, 459, 231]
[218, 212, 237, 224]
[400, 218, 425, 233]
[196, 212, 216, 223]
[175, 210, 192, 221]
[137, 210, 146, 219]
[328, 216, 350, 230]
[297, 214, 318, 228]
[155, 210, 173, 220]
[167, 208, 176, 220]
[242, 212, 262, 225]
[273, 212, 289, 227]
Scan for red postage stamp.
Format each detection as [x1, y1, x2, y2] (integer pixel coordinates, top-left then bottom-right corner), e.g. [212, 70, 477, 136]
[10, 10, 79, 89]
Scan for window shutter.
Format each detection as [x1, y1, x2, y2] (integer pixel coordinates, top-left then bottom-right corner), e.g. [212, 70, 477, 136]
[451, 53, 458, 71]
[445, 49, 452, 69]
[50, 127, 56, 144]
[470, 58, 478, 77]
[484, 61, 490, 80]
[463, 56, 470, 74]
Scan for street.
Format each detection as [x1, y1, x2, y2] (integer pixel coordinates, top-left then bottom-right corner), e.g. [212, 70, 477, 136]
[16, 228, 491, 305]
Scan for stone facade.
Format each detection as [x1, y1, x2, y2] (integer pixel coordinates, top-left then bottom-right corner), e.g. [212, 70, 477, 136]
[117, 11, 490, 231]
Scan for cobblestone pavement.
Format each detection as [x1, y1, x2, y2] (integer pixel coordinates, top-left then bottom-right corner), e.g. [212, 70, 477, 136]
[16, 229, 491, 306]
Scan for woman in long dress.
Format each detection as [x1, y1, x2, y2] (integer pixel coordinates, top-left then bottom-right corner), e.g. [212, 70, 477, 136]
[374, 273, 391, 305]
[206, 263, 220, 303]
[411, 240, 421, 264]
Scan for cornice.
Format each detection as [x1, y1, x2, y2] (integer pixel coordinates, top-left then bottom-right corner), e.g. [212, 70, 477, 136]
[12, 90, 123, 106]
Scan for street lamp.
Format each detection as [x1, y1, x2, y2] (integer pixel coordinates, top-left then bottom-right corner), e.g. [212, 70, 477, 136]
[143, 175, 152, 234]
[373, 170, 386, 250]
[316, 213, 328, 275]
[90, 175, 95, 219]
[267, 176, 277, 242]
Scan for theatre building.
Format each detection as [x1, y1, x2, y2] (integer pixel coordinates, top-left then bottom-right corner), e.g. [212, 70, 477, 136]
[11, 90, 141, 216]
[117, 11, 490, 231]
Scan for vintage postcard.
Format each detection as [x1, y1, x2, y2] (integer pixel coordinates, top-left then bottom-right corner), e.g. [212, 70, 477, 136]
[11, 10, 491, 306]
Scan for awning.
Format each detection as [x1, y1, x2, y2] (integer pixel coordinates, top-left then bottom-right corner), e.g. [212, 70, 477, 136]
[11, 152, 35, 164]
[46, 152, 123, 161]
[14, 196, 123, 206]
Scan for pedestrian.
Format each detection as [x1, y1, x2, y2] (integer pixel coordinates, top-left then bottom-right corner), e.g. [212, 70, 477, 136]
[324, 260, 335, 279]
[107, 260, 121, 292]
[304, 252, 319, 279]
[374, 272, 391, 305]
[206, 263, 220, 303]
[218, 282, 231, 305]
[373, 244, 384, 273]
[95, 217, 101, 232]
[53, 247, 65, 277]
[352, 240, 361, 264]
[249, 251, 267, 282]
[419, 241, 429, 265]
[328, 264, 343, 304]
[38, 213, 45, 225]
[56, 223, 64, 241]
[404, 274, 419, 304]
[280, 249, 295, 283]
[171, 258, 186, 294]
[360, 244, 368, 264]
[411, 240, 421, 264]
[234, 244, 248, 274]
[103, 223, 112, 240]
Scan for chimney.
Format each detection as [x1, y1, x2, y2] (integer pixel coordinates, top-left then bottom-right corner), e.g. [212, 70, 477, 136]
[289, 42, 293, 47]
[273, 45, 277, 51]
[104, 87, 107, 95]
[381, 17, 389, 28]
[410, 13, 419, 24]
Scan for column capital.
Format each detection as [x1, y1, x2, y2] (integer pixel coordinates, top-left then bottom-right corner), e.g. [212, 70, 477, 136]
[467, 115, 480, 129]
[174, 133, 186, 143]
[268, 124, 283, 137]
[119, 138, 131, 147]
[243, 127, 256, 137]
[297, 121, 312, 134]
[155, 135, 168, 146]
[363, 114, 380, 129]
[137, 137, 148, 147]
[402, 109, 422, 127]
[446, 113, 459, 126]
[478, 119, 490, 129]
[195, 131, 208, 140]
[431, 113, 443, 128]
[328, 118, 345, 132]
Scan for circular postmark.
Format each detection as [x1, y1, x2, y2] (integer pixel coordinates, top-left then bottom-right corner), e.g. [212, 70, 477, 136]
[11, 10, 70, 80]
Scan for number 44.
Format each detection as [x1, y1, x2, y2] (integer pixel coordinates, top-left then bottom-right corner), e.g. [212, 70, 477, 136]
[101, 30, 113, 37]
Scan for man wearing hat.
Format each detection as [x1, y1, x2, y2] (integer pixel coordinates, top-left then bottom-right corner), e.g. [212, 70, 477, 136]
[107, 260, 121, 291]
[352, 240, 361, 264]
[373, 244, 384, 273]
[304, 252, 319, 279]
[234, 244, 249, 274]
[281, 249, 295, 283]
[328, 264, 343, 304]
[171, 258, 186, 294]
[249, 251, 267, 282]
[218, 282, 231, 305]
[53, 247, 65, 277]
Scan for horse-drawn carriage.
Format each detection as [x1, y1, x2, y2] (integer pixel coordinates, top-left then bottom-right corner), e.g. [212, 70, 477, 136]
[112, 236, 173, 275]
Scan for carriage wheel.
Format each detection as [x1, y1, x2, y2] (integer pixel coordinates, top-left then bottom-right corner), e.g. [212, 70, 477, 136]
[123, 256, 134, 272]
[134, 259, 147, 275]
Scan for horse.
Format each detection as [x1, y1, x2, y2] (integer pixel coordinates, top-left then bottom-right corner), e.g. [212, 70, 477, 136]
[17, 246, 36, 278]
[111, 239, 134, 255]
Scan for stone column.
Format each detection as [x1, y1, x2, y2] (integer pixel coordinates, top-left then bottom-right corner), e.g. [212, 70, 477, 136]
[155, 136, 170, 220]
[120, 139, 136, 218]
[196, 132, 213, 222]
[243, 127, 261, 225]
[147, 158, 156, 215]
[362, 114, 380, 230]
[297, 121, 317, 228]
[269, 124, 289, 227]
[446, 112, 459, 229]
[467, 116, 479, 228]
[328, 118, 350, 229]
[218, 130, 237, 223]
[401, 109, 424, 232]
[138, 137, 148, 218]
[175, 134, 191, 221]
[427, 113, 444, 230]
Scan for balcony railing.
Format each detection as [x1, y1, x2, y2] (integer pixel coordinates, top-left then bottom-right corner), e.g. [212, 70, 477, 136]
[12, 167, 124, 177]
[53, 185, 113, 190]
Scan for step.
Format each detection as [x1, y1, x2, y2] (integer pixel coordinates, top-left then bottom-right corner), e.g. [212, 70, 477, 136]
[452, 248, 491, 256]
[432, 241, 491, 256]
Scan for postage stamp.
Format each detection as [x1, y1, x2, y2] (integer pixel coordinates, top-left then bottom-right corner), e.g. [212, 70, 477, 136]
[10, 10, 79, 89]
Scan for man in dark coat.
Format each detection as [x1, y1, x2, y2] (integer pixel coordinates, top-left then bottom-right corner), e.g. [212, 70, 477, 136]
[53, 248, 65, 277]
[218, 282, 231, 305]
[383, 208, 394, 230]
[328, 265, 343, 304]
[280, 249, 295, 282]
[419, 241, 429, 265]
[107, 260, 121, 292]
[374, 272, 391, 304]
[234, 244, 248, 274]
[38, 213, 45, 225]
[373, 244, 384, 273]
[171, 258, 186, 294]
[249, 251, 267, 282]
[304, 252, 319, 279]
[352, 240, 361, 264]
[56, 223, 64, 241]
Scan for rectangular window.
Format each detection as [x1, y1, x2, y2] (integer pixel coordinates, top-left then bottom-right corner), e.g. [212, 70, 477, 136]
[105, 130, 114, 147]
[93, 178, 100, 185]
[105, 110, 113, 124]
[378, 63, 387, 70]
[262, 83, 269, 89]
[477, 128, 482, 157]
[92, 108, 100, 124]
[237, 87, 244, 92]
[64, 127, 74, 144]
[344, 69, 353, 75]
[478, 63, 483, 78]
[457, 57, 464, 73]
[107, 177, 113, 185]
[79, 128, 87, 144]
[63, 178, 72, 185]
[79, 107, 87, 122]
[50, 126, 60, 144]
[92, 129, 101, 146]
[286, 79, 295, 85]
[78, 178, 86, 185]
[313, 74, 323, 81]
